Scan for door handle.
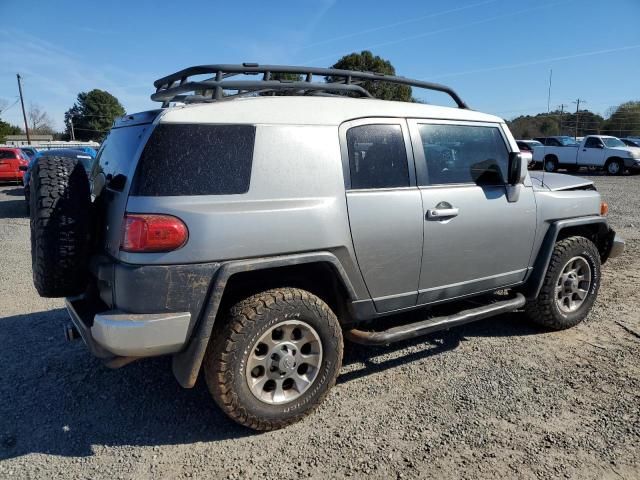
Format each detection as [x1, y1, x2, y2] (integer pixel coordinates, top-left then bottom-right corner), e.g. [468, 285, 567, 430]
[426, 207, 459, 219]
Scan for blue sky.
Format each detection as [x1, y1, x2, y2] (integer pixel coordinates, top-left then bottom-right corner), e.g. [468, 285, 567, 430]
[1, 0, 639, 130]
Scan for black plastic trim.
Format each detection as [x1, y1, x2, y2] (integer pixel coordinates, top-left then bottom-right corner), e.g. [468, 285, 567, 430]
[171, 252, 358, 388]
[522, 216, 608, 298]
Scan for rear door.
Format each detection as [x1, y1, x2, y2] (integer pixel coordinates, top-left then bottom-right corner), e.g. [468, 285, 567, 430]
[341, 118, 423, 313]
[408, 119, 537, 305]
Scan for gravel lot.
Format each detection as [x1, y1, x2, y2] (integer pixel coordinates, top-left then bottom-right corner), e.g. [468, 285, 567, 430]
[1, 173, 639, 479]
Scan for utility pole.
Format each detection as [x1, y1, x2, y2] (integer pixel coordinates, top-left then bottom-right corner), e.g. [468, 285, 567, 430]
[546, 69, 553, 114]
[558, 103, 568, 135]
[68, 114, 75, 141]
[573, 98, 586, 140]
[16, 73, 31, 145]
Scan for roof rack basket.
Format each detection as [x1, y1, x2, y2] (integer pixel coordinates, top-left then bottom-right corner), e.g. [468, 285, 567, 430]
[151, 63, 468, 109]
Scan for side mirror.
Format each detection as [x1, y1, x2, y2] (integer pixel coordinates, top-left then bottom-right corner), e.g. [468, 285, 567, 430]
[508, 152, 526, 185]
[597, 143, 604, 149]
[19, 165, 28, 172]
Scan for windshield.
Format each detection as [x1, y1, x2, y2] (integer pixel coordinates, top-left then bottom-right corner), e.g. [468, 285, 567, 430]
[602, 137, 626, 148]
[557, 136, 578, 146]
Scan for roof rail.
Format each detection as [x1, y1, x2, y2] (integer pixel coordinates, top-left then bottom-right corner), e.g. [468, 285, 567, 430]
[151, 63, 469, 109]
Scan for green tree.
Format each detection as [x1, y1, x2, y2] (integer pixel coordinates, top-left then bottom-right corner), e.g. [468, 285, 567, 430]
[602, 101, 640, 137]
[64, 90, 125, 141]
[0, 119, 22, 143]
[328, 51, 412, 101]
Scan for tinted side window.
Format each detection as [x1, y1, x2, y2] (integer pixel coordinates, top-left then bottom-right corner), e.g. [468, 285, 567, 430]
[418, 124, 509, 186]
[584, 137, 602, 148]
[0, 151, 16, 159]
[346, 124, 409, 189]
[132, 124, 255, 196]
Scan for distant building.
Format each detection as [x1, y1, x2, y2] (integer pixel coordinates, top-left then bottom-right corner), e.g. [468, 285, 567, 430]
[4, 134, 54, 145]
[2, 135, 99, 150]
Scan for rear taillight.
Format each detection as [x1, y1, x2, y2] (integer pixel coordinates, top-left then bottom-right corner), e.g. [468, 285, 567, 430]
[121, 214, 188, 252]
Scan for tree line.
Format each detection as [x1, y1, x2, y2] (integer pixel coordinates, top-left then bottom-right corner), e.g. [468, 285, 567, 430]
[507, 101, 640, 139]
[2, 50, 639, 143]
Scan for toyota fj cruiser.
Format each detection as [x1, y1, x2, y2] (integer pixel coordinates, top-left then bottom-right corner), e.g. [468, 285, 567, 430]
[28, 64, 624, 430]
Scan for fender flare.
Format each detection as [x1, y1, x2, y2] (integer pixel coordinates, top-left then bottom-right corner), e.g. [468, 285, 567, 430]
[171, 252, 358, 388]
[522, 216, 609, 299]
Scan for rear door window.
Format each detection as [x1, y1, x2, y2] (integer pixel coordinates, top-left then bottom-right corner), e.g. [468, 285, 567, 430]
[418, 124, 509, 186]
[346, 124, 409, 189]
[131, 124, 256, 196]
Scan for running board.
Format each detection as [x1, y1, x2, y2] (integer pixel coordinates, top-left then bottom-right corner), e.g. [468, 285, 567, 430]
[345, 293, 526, 346]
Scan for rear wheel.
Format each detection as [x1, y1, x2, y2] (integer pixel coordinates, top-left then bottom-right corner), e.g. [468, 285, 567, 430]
[204, 288, 343, 431]
[544, 156, 558, 173]
[525, 236, 601, 330]
[29, 155, 91, 297]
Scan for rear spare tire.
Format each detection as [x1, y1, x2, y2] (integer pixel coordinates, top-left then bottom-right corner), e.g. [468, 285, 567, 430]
[29, 155, 91, 297]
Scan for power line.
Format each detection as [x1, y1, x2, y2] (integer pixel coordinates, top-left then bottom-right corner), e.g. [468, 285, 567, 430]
[304, 0, 572, 65]
[298, 0, 499, 50]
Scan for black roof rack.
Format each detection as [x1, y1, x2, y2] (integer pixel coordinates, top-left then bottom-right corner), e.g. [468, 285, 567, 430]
[151, 63, 468, 109]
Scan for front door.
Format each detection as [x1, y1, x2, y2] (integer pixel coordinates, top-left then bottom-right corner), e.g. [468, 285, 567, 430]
[342, 119, 423, 313]
[581, 137, 606, 166]
[408, 120, 537, 305]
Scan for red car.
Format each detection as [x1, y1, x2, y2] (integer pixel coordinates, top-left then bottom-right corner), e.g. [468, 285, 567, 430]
[0, 148, 29, 182]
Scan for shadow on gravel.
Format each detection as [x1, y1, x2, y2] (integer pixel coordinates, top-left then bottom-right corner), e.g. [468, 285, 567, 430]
[340, 311, 540, 384]
[0, 307, 541, 460]
[0, 188, 28, 219]
[0, 308, 252, 461]
[1, 186, 25, 197]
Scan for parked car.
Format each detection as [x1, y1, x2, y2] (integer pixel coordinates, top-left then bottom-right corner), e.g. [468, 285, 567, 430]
[27, 64, 624, 431]
[620, 138, 640, 148]
[516, 140, 543, 168]
[532, 135, 640, 174]
[533, 136, 579, 147]
[0, 147, 29, 183]
[19, 146, 39, 160]
[23, 149, 95, 202]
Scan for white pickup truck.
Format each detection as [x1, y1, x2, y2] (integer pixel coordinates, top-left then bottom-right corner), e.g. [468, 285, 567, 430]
[532, 135, 640, 175]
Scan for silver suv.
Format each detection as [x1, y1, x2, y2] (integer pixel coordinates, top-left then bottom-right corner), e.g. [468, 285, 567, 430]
[27, 64, 624, 430]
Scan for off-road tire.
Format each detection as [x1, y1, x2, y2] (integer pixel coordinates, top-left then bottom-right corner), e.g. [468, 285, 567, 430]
[29, 155, 91, 297]
[525, 236, 601, 330]
[204, 288, 343, 431]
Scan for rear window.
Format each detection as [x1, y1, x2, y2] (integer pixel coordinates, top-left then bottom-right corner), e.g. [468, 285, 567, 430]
[0, 150, 17, 159]
[131, 124, 255, 196]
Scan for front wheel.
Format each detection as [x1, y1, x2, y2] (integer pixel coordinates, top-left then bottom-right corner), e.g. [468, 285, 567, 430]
[606, 159, 623, 176]
[525, 236, 601, 330]
[204, 288, 343, 431]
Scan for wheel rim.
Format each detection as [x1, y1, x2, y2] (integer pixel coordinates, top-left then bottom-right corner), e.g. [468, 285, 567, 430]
[245, 320, 323, 405]
[608, 162, 620, 174]
[555, 256, 592, 314]
[545, 160, 555, 172]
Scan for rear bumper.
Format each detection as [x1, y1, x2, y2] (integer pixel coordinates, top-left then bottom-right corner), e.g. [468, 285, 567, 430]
[65, 296, 191, 358]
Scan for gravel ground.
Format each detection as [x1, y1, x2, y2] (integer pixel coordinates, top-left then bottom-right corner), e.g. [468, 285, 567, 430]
[0, 173, 639, 479]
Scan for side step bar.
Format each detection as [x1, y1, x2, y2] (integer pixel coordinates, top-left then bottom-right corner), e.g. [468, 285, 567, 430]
[345, 293, 526, 346]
